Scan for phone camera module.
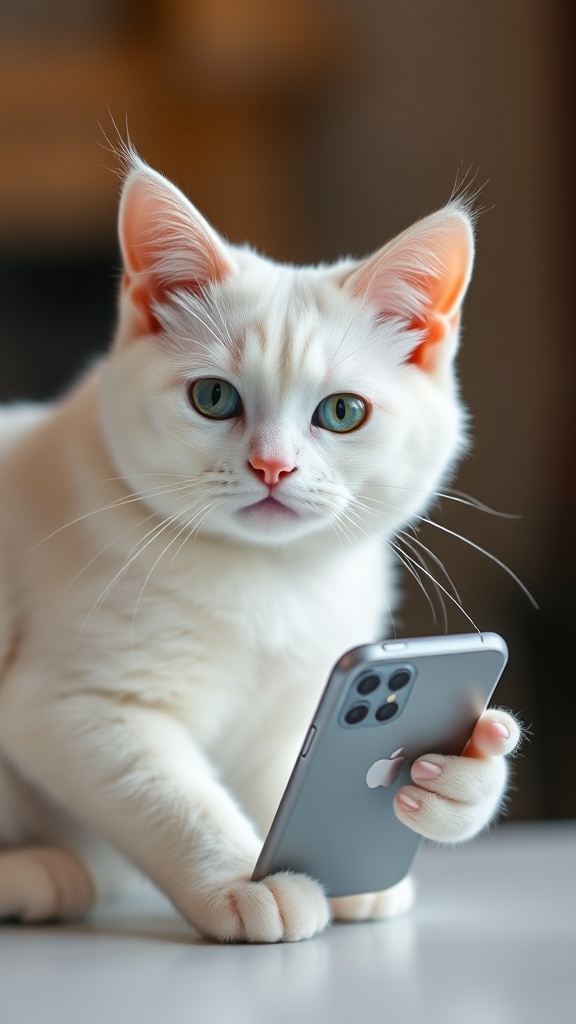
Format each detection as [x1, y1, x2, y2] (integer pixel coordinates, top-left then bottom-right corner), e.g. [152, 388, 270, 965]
[344, 702, 370, 725]
[356, 673, 380, 696]
[388, 668, 412, 691]
[375, 702, 399, 722]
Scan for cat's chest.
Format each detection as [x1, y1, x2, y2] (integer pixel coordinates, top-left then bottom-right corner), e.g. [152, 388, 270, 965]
[22, 533, 387, 746]
[101, 543, 377, 679]
[63, 532, 384, 656]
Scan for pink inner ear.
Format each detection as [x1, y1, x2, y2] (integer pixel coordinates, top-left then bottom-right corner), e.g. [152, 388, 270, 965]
[118, 165, 235, 340]
[121, 273, 162, 336]
[346, 210, 474, 373]
[408, 259, 468, 370]
[407, 320, 452, 372]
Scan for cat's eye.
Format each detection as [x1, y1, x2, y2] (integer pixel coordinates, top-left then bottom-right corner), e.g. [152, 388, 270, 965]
[188, 378, 243, 420]
[312, 394, 368, 433]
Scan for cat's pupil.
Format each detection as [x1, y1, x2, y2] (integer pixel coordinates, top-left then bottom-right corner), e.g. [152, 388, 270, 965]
[336, 399, 346, 421]
[211, 382, 222, 407]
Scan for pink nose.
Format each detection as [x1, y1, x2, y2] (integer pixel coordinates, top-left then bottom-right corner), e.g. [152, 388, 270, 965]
[248, 454, 296, 487]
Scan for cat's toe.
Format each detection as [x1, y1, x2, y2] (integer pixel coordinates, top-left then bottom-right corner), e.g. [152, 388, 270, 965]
[197, 872, 330, 943]
[395, 751, 508, 841]
[410, 750, 506, 804]
[466, 709, 522, 758]
[331, 875, 414, 922]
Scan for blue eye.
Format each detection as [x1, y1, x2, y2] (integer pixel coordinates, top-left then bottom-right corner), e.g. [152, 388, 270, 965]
[189, 378, 243, 420]
[312, 394, 368, 433]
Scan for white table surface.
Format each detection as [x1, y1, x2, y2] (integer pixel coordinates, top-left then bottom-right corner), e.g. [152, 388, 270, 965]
[1, 821, 574, 1024]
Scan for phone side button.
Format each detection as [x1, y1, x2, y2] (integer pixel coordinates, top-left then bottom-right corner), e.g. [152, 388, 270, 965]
[300, 725, 317, 758]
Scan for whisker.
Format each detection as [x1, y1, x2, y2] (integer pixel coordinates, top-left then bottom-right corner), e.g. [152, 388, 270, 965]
[330, 510, 398, 637]
[395, 532, 449, 631]
[77, 514, 179, 640]
[352, 497, 445, 631]
[62, 481, 224, 607]
[443, 488, 520, 519]
[333, 499, 400, 637]
[350, 496, 445, 620]
[355, 489, 535, 607]
[130, 499, 215, 643]
[35, 478, 200, 548]
[398, 527, 462, 605]
[388, 539, 439, 627]
[417, 515, 538, 609]
[60, 502, 180, 600]
[391, 540, 481, 634]
[348, 493, 483, 632]
[89, 473, 192, 483]
[408, 544, 448, 632]
[187, 502, 215, 541]
[336, 503, 373, 543]
[168, 500, 215, 565]
[76, 491, 208, 643]
[362, 484, 521, 519]
[121, 486, 210, 565]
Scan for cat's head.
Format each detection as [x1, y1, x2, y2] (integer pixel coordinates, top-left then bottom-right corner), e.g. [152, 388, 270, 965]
[100, 152, 474, 550]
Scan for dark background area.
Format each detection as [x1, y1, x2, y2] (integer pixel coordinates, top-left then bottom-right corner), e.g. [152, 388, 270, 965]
[1, 0, 574, 821]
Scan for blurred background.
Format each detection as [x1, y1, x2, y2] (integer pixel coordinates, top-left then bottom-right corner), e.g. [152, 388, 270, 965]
[0, 0, 574, 821]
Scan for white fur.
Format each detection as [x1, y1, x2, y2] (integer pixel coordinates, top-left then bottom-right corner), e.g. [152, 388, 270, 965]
[0, 157, 516, 942]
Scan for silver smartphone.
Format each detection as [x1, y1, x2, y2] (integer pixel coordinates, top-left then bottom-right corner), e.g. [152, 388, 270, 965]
[253, 632, 508, 897]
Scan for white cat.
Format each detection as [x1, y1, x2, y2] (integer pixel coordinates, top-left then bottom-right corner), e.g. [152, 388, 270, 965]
[0, 153, 520, 942]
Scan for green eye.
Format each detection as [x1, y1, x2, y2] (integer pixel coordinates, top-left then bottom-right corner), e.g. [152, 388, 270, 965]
[189, 378, 243, 419]
[312, 394, 368, 433]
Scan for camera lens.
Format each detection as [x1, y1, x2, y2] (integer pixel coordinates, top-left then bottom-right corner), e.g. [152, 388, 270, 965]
[344, 702, 369, 725]
[357, 673, 380, 696]
[388, 668, 412, 691]
[375, 702, 399, 722]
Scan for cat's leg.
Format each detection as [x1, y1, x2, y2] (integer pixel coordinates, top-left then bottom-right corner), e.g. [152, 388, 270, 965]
[236, 736, 415, 927]
[394, 708, 521, 842]
[0, 753, 98, 921]
[231, 730, 306, 839]
[2, 700, 329, 943]
[0, 846, 94, 922]
[0, 751, 144, 921]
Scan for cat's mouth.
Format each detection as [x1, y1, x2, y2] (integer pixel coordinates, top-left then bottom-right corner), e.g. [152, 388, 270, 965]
[239, 496, 299, 520]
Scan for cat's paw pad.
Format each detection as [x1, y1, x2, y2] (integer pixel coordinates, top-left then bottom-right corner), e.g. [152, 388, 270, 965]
[331, 875, 414, 922]
[197, 871, 330, 943]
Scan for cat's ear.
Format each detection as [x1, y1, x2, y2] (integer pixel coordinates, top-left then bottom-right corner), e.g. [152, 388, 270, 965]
[117, 152, 237, 343]
[343, 206, 474, 372]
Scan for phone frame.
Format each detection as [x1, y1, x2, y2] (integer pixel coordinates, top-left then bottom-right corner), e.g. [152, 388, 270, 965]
[253, 632, 508, 896]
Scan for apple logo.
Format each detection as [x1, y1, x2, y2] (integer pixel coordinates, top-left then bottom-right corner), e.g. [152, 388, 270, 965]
[366, 747, 406, 788]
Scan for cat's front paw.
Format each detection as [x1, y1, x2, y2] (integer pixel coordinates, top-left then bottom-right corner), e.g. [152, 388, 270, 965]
[331, 875, 414, 922]
[394, 709, 521, 843]
[194, 871, 330, 943]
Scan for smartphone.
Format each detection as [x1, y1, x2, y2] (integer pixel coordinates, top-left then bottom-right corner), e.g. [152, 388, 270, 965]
[253, 632, 508, 897]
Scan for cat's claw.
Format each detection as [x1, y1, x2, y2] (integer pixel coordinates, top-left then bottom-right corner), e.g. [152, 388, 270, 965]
[194, 871, 331, 943]
[394, 709, 521, 842]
